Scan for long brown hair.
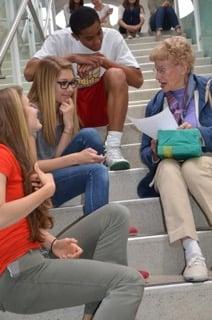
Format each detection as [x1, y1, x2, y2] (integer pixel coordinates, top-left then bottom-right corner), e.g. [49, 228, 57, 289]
[0, 86, 53, 242]
[69, 0, 84, 13]
[28, 56, 79, 145]
[123, 0, 142, 9]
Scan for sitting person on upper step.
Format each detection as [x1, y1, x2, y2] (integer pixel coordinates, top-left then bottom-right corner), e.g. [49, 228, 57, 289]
[28, 56, 109, 214]
[118, 0, 145, 39]
[148, 0, 182, 40]
[24, 6, 143, 171]
[0, 86, 144, 319]
[64, 0, 84, 26]
[139, 36, 212, 282]
[91, 0, 113, 28]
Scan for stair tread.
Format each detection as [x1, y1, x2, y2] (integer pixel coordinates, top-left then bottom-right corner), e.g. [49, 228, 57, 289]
[145, 273, 212, 286]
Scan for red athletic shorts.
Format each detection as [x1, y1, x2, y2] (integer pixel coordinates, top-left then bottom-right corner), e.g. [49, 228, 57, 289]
[77, 76, 108, 127]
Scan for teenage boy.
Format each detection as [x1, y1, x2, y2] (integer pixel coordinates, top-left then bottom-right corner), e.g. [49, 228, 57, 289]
[24, 7, 143, 170]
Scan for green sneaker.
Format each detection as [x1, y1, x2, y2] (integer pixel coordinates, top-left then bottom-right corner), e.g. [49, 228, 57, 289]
[106, 146, 130, 171]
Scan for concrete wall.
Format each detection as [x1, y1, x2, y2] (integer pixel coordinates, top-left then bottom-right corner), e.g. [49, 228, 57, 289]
[181, 0, 212, 58]
[198, 0, 212, 58]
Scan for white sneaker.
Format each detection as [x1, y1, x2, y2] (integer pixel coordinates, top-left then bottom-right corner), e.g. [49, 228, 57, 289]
[105, 146, 130, 171]
[127, 34, 133, 39]
[183, 255, 208, 282]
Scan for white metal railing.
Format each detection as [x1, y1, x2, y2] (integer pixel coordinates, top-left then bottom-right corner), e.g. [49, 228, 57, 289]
[176, 0, 202, 51]
[192, 0, 202, 51]
[0, 0, 56, 81]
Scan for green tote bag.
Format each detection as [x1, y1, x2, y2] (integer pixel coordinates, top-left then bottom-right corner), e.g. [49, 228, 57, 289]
[157, 128, 203, 161]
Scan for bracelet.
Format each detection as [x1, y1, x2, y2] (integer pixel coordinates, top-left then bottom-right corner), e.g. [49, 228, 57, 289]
[63, 130, 72, 135]
[50, 238, 57, 254]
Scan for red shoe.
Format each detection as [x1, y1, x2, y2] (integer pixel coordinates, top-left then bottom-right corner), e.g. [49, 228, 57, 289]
[128, 226, 139, 236]
[138, 270, 150, 279]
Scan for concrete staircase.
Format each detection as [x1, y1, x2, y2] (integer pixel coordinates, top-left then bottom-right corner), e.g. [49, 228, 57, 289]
[1, 34, 212, 320]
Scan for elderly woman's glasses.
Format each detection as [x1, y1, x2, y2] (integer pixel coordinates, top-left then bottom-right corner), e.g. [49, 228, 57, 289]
[57, 79, 78, 89]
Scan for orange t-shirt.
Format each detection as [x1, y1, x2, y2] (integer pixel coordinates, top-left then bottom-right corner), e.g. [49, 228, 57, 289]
[0, 144, 40, 274]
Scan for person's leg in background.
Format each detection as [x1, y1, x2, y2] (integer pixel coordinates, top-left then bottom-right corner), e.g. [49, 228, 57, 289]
[165, 6, 182, 34]
[153, 6, 166, 40]
[52, 163, 109, 214]
[104, 68, 130, 170]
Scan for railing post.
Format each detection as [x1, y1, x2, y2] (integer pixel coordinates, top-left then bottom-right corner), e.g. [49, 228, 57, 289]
[5, 0, 22, 85]
[193, 0, 202, 51]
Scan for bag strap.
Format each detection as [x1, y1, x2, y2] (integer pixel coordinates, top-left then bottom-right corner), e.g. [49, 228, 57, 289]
[205, 78, 212, 106]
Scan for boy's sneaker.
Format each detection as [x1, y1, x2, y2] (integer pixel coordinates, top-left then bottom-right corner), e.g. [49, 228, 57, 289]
[105, 146, 130, 171]
[183, 255, 208, 282]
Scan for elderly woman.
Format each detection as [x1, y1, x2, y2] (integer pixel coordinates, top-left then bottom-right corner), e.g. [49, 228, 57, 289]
[139, 36, 212, 282]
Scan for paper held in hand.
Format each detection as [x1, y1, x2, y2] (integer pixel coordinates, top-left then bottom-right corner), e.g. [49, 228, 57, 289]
[128, 108, 178, 139]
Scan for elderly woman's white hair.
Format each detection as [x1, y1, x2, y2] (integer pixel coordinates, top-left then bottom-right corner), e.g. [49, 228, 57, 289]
[150, 36, 195, 73]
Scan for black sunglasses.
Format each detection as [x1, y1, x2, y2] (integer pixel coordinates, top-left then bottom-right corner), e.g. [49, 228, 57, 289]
[56, 79, 78, 89]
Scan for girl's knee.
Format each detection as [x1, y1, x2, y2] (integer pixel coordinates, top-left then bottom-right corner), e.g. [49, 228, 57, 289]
[105, 203, 130, 225]
[79, 127, 99, 139]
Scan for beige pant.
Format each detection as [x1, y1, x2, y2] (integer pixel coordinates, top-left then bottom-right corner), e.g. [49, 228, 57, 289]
[154, 156, 212, 243]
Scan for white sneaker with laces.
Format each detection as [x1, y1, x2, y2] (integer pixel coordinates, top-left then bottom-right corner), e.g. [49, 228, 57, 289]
[183, 255, 208, 282]
[105, 146, 130, 171]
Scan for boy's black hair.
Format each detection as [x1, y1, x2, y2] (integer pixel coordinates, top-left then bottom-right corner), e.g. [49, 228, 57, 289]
[69, 7, 100, 36]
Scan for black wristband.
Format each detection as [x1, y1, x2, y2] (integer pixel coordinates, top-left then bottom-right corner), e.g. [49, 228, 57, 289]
[50, 238, 57, 254]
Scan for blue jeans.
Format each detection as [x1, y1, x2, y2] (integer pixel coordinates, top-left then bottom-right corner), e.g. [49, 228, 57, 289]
[150, 6, 179, 31]
[52, 128, 109, 214]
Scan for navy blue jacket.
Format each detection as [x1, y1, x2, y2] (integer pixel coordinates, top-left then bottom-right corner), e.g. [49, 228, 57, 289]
[138, 74, 212, 198]
[141, 74, 212, 171]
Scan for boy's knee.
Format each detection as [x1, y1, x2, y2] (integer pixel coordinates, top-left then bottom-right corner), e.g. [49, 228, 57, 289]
[104, 68, 127, 86]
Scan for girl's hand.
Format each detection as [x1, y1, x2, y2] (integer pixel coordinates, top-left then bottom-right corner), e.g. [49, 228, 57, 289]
[77, 148, 105, 164]
[34, 163, 56, 197]
[60, 98, 75, 132]
[30, 172, 42, 191]
[51, 238, 83, 259]
[179, 122, 192, 129]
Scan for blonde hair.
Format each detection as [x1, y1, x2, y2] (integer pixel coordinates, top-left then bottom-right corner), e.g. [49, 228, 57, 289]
[28, 56, 79, 145]
[0, 86, 53, 241]
[150, 36, 195, 73]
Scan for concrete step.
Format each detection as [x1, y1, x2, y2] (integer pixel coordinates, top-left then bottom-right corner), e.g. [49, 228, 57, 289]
[58, 167, 146, 210]
[131, 45, 198, 57]
[126, 33, 175, 44]
[128, 38, 192, 51]
[51, 195, 211, 238]
[132, 50, 203, 64]
[137, 279, 212, 320]
[128, 231, 212, 275]
[129, 87, 159, 101]
[96, 123, 140, 144]
[2, 278, 212, 320]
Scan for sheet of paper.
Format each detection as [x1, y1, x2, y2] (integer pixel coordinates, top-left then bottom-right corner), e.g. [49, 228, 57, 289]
[128, 108, 178, 139]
